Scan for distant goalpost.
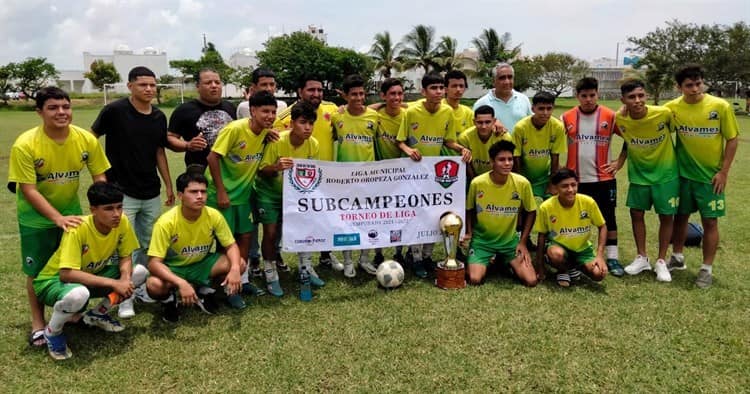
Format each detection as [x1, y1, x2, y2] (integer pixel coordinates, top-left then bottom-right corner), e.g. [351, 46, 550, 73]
[103, 83, 184, 105]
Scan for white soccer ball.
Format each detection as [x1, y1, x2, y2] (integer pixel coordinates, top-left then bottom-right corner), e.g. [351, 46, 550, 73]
[376, 260, 405, 289]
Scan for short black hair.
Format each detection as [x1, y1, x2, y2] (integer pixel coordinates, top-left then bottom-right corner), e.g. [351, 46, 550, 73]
[675, 64, 704, 85]
[444, 70, 467, 87]
[291, 101, 317, 122]
[532, 91, 556, 106]
[474, 105, 495, 117]
[248, 90, 278, 108]
[176, 170, 208, 193]
[87, 182, 124, 206]
[421, 72, 444, 89]
[551, 168, 579, 185]
[35, 87, 70, 109]
[195, 67, 219, 84]
[252, 68, 275, 84]
[342, 74, 365, 94]
[620, 79, 645, 95]
[380, 78, 402, 94]
[575, 77, 598, 93]
[488, 140, 515, 159]
[128, 66, 156, 82]
[298, 73, 324, 90]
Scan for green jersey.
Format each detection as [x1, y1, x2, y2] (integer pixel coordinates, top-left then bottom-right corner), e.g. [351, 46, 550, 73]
[665, 94, 739, 183]
[458, 127, 512, 177]
[397, 102, 458, 157]
[376, 107, 404, 160]
[615, 105, 677, 185]
[333, 108, 378, 162]
[206, 119, 268, 205]
[467, 172, 537, 249]
[512, 116, 567, 189]
[8, 124, 111, 228]
[255, 131, 319, 200]
[535, 194, 605, 252]
[444, 99, 475, 132]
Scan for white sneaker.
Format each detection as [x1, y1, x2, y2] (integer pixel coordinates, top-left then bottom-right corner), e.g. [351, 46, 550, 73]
[343, 260, 356, 278]
[117, 297, 135, 319]
[624, 255, 651, 275]
[322, 254, 345, 271]
[359, 258, 378, 275]
[654, 259, 672, 282]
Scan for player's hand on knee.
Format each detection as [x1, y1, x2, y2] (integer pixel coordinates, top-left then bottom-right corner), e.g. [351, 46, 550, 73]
[178, 282, 198, 306]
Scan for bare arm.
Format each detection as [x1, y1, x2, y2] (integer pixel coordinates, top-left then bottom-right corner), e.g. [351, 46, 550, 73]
[602, 142, 627, 175]
[713, 137, 738, 194]
[535, 232, 547, 281]
[206, 151, 229, 209]
[398, 141, 421, 161]
[156, 147, 174, 206]
[19, 183, 83, 231]
[168, 131, 207, 153]
[147, 256, 198, 305]
[444, 140, 472, 163]
[59, 267, 133, 298]
[221, 242, 242, 295]
[461, 209, 475, 249]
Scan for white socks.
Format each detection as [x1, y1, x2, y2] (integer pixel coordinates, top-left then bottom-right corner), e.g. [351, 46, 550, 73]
[48, 286, 90, 335]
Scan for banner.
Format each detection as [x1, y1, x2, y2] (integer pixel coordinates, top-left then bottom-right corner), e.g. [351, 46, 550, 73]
[282, 157, 466, 252]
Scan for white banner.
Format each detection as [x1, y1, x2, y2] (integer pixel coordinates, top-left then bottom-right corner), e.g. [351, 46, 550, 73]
[282, 157, 466, 252]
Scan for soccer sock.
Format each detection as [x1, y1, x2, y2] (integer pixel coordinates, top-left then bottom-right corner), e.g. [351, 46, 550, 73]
[131, 264, 148, 287]
[422, 243, 434, 259]
[700, 264, 713, 273]
[375, 248, 383, 256]
[342, 250, 353, 263]
[197, 286, 215, 296]
[605, 239, 618, 260]
[359, 249, 371, 263]
[48, 286, 90, 335]
[264, 260, 278, 283]
[240, 268, 249, 285]
[410, 245, 423, 262]
[672, 252, 685, 261]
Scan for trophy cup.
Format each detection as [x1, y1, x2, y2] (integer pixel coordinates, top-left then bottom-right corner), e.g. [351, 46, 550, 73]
[435, 211, 466, 289]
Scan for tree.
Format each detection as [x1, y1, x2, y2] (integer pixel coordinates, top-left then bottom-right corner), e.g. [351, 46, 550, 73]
[0, 65, 13, 105]
[398, 24, 438, 73]
[510, 57, 543, 92]
[433, 36, 476, 73]
[84, 60, 120, 91]
[156, 74, 177, 105]
[369, 31, 402, 79]
[10, 57, 59, 99]
[231, 66, 255, 91]
[471, 29, 523, 89]
[529, 52, 590, 97]
[169, 41, 234, 83]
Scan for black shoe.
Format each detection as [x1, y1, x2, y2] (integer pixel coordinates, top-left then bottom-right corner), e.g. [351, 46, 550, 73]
[373, 252, 385, 266]
[162, 294, 179, 323]
[423, 257, 436, 272]
[197, 293, 219, 315]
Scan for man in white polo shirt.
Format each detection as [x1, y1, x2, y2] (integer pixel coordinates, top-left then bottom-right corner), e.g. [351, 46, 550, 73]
[472, 63, 532, 133]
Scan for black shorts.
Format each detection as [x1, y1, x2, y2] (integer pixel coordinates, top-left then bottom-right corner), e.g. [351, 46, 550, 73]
[578, 180, 617, 232]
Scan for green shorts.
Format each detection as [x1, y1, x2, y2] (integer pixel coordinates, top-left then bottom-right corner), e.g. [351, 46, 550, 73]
[531, 183, 552, 201]
[19, 225, 64, 277]
[678, 177, 726, 218]
[33, 265, 120, 307]
[626, 178, 679, 215]
[468, 239, 519, 266]
[168, 253, 221, 286]
[255, 195, 281, 225]
[547, 241, 595, 266]
[219, 203, 256, 234]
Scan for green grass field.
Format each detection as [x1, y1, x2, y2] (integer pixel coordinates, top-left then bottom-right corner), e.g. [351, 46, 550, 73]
[0, 100, 748, 392]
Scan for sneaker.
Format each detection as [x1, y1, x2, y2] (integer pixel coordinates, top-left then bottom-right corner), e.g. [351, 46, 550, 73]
[624, 255, 651, 275]
[422, 257, 436, 272]
[412, 260, 428, 279]
[569, 268, 583, 281]
[654, 259, 672, 282]
[44, 331, 72, 361]
[668, 255, 687, 271]
[226, 294, 247, 309]
[276, 254, 291, 273]
[373, 252, 385, 266]
[117, 297, 135, 319]
[307, 265, 326, 287]
[83, 311, 125, 332]
[266, 280, 284, 297]
[695, 269, 713, 288]
[343, 260, 356, 278]
[134, 284, 156, 304]
[241, 282, 266, 296]
[162, 295, 179, 323]
[251, 267, 263, 278]
[196, 293, 219, 314]
[320, 254, 345, 271]
[359, 256, 378, 275]
[606, 259, 625, 277]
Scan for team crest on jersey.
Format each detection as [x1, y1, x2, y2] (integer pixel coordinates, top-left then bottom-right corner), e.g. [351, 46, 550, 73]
[477, 190, 485, 199]
[708, 111, 718, 120]
[658, 122, 666, 131]
[580, 211, 589, 219]
[324, 113, 331, 121]
[367, 121, 374, 130]
[511, 191, 520, 200]
[34, 158, 45, 168]
[336, 121, 344, 129]
[434, 160, 459, 189]
[81, 244, 89, 255]
[170, 234, 179, 244]
[566, 123, 574, 131]
[550, 135, 557, 143]
[601, 121, 609, 129]
[25, 256, 34, 266]
[289, 163, 322, 193]
[550, 215, 557, 224]
[238, 141, 247, 150]
[81, 151, 89, 162]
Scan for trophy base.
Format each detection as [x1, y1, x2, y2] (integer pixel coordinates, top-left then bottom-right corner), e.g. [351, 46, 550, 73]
[435, 263, 466, 290]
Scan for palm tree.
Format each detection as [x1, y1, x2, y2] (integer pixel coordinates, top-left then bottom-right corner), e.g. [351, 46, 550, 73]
[433, 36, 476, 73]
[369, 31, 402, 79]
[471, 28, 522, 64]
[399, 25, 438, 73]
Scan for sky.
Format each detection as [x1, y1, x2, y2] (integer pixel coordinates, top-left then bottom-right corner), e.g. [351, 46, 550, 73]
[1, 0, 747, 70]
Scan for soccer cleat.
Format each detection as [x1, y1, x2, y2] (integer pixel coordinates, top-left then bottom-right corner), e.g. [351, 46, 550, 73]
[251, 267, 263, 278]
[83, 311, 125, 332]
[654, 259, 672, 282]
[276, 256, 291, 273]
[117, 297, 136, 319]
[624, 255, 651, 275]
[343, 260, 356, 278]
[162, 294, 179, 323]
[695, 269, 713, 289]
[606, 259, 625, 277]
[196, 293, 219, 314]
[44, 331, 72, 361]
[569, 268, 583, 281]
[668, 255, 687, 271]
[226, 294, 247, 309]
[306, 265, 326, 287]
[320, 254, 345, 271]
[359, 255, 378, 275]
[241, 282, 266, 296]
[412, 260, 428, 279]
[266, 280, 284, 297]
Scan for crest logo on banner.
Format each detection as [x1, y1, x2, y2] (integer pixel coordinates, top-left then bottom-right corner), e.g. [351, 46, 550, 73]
[289, 163, 323, 193]
[434, 160, 459, 189]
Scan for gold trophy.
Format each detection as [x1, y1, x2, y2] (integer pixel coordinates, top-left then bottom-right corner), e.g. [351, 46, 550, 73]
[435, 211, 466, 289]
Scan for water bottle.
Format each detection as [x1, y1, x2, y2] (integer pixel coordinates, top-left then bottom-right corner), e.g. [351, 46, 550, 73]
[299, 266, 313, 302]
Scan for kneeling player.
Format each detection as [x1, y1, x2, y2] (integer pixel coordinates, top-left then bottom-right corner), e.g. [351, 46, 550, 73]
[146, 170, 243, 322]
[33, 182, 147, 360]
[462, 140, 538, 286]
[535, 169, 609, 287]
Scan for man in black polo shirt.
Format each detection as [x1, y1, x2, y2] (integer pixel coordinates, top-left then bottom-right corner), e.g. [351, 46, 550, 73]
[91, 66, 174, 318]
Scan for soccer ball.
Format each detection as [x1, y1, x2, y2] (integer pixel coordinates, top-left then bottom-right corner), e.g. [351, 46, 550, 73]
[376, 260, 405, 289]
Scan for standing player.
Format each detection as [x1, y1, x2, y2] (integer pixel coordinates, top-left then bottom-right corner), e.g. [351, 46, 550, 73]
[561, 77, 625, 276]
[472, 63, 532, 133]
[275, 74, 343, 271]
[206, 91, 275, 300]
[458, 105, 512, 181]
[444, 70, 475, 133]
[332, 74, 380, 277]
[146, 170, 242, 323]
[8, 87, 110, 348]
[665, 64, 739, 288]
[398, 73, 472, 278]
[33, 182, 146, 360]
[535, 169, 609, 287]
[237, 68, 287, 119]
[256, 101, 325, 287]
[512, 92, 567, 201]
[462, 140, 538, 286]
[168, 68, 236, 168]
[91, 66, 174, 318]
[615, 79, 678, 282]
